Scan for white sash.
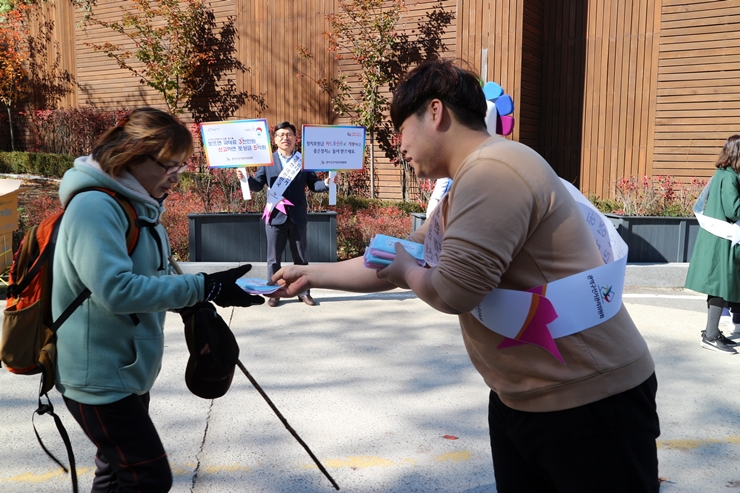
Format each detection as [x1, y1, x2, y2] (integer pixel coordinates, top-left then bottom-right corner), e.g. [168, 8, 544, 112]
[424, 178, 628, 363]
[262, 152, 303, 224]
[693, 177, 740, 246]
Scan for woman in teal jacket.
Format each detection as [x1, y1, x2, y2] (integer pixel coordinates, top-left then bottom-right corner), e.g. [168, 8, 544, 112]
[685, 135, 740, 355]
[53, 108, 264, 492]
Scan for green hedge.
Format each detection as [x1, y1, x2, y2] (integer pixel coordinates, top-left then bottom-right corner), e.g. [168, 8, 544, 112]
[0, 152, 76, 178]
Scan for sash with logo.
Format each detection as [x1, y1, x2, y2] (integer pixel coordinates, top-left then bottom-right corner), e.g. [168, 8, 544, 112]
[424, 179, 628, 363]
[262, 152, 303, 224]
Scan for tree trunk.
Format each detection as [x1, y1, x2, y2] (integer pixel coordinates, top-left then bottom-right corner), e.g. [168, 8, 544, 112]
[6, 105, 15, 152]
[369, 128, 375, 198]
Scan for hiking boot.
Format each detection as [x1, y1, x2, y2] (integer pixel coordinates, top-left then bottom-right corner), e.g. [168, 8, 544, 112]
[701, 331, 738, 354]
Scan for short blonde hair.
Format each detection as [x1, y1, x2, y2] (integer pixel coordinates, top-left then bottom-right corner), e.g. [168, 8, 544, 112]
[91, 107, 194, 176]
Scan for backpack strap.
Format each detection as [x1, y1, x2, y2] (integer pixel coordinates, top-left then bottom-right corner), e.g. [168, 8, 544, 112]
[75, 187, 141, 254]
[50, 287, 91, 332]
[79, 187, 164, 271]
[33, 390, 78, 493]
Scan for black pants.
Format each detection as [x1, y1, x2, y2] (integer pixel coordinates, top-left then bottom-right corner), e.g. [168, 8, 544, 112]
[707, 295, 740, 311]
[266, 219, 309, 295]
[64, 393, 172, 493]
[488, 373, 660, 493]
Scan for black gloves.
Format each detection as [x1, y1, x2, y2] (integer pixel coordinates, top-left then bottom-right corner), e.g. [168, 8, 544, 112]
[202, 264, 265, 308]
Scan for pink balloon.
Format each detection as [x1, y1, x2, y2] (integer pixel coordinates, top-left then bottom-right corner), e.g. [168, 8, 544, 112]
[496, 115, 515, 136]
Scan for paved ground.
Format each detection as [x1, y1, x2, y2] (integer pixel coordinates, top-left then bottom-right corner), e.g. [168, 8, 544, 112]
[1, 266, 739, 492]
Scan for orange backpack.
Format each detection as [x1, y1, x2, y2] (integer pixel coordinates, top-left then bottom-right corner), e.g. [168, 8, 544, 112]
[0, 187, 140, 493]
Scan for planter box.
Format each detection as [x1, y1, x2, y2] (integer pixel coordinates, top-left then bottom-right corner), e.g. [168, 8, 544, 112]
[411, 213, 426, 232]
[188, 212, 337, 262]
[412, 212, 698, 263]
[605, 214, 699, 263]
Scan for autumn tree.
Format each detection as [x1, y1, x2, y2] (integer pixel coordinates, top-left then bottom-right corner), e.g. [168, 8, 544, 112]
[0, 3, 33, 151]
[84, 0, 256, 117]
[298, 0, 453, 199]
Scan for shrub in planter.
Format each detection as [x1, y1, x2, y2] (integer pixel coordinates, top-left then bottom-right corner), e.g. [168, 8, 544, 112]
[15, 153, 426, 263]
[333, 202, 417, 260]
[611, 175, 706, 217]
[588, 175, 709, 263]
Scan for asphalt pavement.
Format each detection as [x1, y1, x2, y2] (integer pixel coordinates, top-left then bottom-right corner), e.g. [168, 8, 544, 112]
[1, 263, 739, 493]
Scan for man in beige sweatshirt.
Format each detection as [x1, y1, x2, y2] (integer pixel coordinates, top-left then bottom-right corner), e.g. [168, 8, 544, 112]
[269, 59, 660, 492]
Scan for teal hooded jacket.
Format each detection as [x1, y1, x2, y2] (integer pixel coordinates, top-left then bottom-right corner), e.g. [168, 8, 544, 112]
[53, 157, 204, 405]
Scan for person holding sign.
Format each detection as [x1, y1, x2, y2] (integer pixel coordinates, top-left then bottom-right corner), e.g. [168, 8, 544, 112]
[237, 121, 331, 307]
[268, 60, 660, 492]
[685, 135, 740, 354]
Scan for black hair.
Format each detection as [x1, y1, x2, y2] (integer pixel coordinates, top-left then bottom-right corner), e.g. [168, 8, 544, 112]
[274, 121, 296, 135]
[390, 59, 487, 132]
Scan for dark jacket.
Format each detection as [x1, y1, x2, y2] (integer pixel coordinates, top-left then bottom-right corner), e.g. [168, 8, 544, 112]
[248, 151, 328, 226]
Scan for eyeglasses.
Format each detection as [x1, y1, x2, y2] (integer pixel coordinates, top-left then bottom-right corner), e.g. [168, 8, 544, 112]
[149, 155, 189, 175]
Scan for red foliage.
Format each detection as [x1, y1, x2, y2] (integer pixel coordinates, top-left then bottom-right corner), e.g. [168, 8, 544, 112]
[22, 195, 62, 230]
[161, 188, 205, 261]
[333, 202, 412, 259]
[17, 177, 418, 262]
[14, 194, 63, 251]
[25, 107, 130, 156]
[614, 175, 707, 217]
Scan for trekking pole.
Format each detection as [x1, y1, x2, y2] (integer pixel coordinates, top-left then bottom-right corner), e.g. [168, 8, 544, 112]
[235, 359, 340, 490]
[168, 257, 340, 490]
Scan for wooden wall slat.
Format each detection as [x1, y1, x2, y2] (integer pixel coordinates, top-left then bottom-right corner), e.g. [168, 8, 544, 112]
[578, 0, 661, 198]
[459, 0, 525, 145]
[653, 0, 740, 184]
[37, 0, 740, 204]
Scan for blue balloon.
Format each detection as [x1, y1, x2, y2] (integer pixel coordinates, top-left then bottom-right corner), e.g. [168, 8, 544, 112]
[495, 94, 514, 116]
[482, 82, 504, 101]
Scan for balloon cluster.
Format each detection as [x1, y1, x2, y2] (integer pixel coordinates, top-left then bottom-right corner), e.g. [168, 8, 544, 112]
[482, 81, 515, 136]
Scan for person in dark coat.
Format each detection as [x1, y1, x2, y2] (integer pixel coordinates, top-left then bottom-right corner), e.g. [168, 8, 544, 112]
[685, 134, 740, 354]
[239, 121, 331, 307]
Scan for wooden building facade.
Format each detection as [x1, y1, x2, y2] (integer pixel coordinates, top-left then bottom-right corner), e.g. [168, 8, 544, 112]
[11, 0, 740, 200]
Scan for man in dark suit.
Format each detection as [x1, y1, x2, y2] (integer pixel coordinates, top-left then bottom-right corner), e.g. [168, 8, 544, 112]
[246, 121, 330, 307]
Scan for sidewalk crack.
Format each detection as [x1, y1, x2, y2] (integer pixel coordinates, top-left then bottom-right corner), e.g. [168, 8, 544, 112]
[190, 399, 214, 492]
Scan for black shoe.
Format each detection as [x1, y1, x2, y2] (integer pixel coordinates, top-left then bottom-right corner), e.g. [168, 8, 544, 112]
[701, 331, 738, 354]
[298, 294, 316, 306]
[718, 333, 738, 347]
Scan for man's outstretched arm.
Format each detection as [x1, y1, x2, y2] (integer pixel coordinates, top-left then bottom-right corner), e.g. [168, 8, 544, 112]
[270, 246, 459, 314]
[270, 256, 397, 297]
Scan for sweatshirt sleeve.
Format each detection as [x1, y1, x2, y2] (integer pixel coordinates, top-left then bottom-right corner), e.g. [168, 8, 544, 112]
[431, 158, 539, 314]
[61, 192, 204, 314]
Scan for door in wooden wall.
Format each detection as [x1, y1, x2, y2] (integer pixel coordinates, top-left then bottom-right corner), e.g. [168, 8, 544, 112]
[539, 0, 588, 188]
